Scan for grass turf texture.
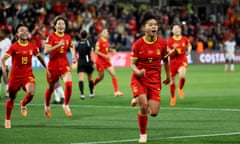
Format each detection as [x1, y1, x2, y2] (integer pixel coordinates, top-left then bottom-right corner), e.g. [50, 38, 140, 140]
[0, 64, 239, 144]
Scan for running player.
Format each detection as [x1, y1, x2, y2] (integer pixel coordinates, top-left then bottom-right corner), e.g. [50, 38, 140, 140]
[1, 24, 47, 128]
[93, 28, 123, 97]
[44, 15, 76, 118]
[167, 24, 192, 106]
[130, 11, 170, 143]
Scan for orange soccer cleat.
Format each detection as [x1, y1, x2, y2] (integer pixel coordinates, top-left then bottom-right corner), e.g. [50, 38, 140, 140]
[4, 120, 11, 129]
[44, 106, 52, 118]
[20, 101, 27, 117]
[62, 104, 72, 117]
[138, 134, 147, 143]
[178, 88, 185, 99]
[114, 91, 123, 97]
[170, 97, 176, 106]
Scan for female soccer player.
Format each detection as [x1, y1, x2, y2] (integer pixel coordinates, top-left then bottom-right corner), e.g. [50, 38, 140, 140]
[75, 30, 95, 99]
[167, 24, 192, 106]
[1, 24, 47, 128]
[130, 11, 170, 143]
[44, 15, 76, 118]
[0, 29, 11, 98]
[223, 33, 236, 72]
[93, 28, 123, 97]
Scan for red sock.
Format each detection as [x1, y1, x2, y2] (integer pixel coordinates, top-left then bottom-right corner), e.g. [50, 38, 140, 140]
[112, 77, 118, 92]
[45, 88, 54, 106]
[179, 78, 185, 90]
[6, 99, 14, 120]
[170, 84, 175, 98]
[138, 113, 148, 135]
[21, 93, 33, 106]
[94, 77, 100, 85]
[64, 81, 72, 105]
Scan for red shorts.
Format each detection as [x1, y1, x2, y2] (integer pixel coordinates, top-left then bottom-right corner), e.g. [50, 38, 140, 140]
[95, 61, 111, 72]
[8, 75, 35, 92]
[47, 66, 71, 84]
[170, 59, 188, 77]
[130, 76, 161, 102]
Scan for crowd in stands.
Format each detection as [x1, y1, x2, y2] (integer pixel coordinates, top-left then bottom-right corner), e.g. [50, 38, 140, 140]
[0, 0, 240, 52]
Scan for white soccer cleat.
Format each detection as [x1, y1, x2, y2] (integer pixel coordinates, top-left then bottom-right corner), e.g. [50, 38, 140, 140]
[138, 134, 147, 143]
[80, 95, 86, 100]
[4, 120, 11, 129]
[89, 93, 95, 98]
[114, 91, 123, 97]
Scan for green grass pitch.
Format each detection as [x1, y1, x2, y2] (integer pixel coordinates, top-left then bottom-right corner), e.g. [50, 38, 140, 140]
[0, 64, 239, 144]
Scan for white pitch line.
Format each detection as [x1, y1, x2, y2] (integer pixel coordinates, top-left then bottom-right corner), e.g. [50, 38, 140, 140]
[0, 103, 240, 112]
[72, 131, 240, 144]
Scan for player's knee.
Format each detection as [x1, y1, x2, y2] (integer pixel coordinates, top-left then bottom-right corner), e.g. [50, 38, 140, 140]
[139, 104, 148, 115]
[28, 92, 34, 96]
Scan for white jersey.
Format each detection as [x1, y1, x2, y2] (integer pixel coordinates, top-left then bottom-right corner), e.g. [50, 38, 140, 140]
[0, 38, 11, 66]
[224, 40, 236, 60]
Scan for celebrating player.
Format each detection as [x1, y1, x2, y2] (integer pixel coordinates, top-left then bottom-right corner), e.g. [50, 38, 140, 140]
[30, 25, 65, 105]
[1, 24, 47, 128]
[44, 15, 76, 118]
[130, 11, 170, 143]
[167, 24, 192, 106]
[75, 30, 95, 99]
[93, 28, 123, 97]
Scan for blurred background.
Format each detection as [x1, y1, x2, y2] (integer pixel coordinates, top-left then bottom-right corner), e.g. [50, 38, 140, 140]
[0, 0, 239, 64]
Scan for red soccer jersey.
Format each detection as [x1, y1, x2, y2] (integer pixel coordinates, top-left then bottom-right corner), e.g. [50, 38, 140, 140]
[167, 35, 189, 61]
[45, 32, 72, 70]
[131, 36, 167, 83]
[95, 37, 110, 64]
[6, 40, 40, 78]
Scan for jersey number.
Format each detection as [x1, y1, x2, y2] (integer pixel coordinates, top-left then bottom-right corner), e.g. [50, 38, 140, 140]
[22, 57, 28, 64]
[60, 46, 64, 53]
[176, 48, 182, 54]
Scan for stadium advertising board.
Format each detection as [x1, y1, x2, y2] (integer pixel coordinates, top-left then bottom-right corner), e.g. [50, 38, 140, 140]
[196, 52, 240, 64]
[7, 51, 239, 69]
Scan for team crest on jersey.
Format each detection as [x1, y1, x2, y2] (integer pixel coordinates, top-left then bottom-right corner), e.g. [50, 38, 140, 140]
[29, 50, 32, 55]
[182, 43, 185, 47]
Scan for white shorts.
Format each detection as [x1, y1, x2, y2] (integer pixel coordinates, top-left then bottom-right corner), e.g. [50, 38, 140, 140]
[225, 53, 235, 60]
